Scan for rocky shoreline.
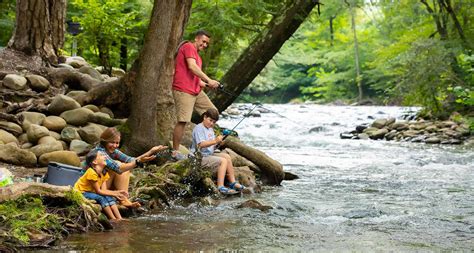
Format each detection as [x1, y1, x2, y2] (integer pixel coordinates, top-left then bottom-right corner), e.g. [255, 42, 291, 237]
[341, 117, 473, 145]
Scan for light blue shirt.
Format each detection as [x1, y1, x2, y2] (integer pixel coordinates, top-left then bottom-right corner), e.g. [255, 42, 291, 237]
[190, 123, 215, 156]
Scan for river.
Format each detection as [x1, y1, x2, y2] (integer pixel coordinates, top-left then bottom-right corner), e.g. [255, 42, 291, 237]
[49, 104, 473, 252]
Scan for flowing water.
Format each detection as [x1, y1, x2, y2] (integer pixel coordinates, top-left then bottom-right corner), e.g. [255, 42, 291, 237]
[51, 104, 473, 252]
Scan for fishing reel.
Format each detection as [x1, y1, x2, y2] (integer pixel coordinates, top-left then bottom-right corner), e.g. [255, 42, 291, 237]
[222, 129, 232, 136]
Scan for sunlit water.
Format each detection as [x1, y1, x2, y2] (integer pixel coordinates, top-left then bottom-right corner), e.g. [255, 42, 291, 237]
[50, 104, 473, 252]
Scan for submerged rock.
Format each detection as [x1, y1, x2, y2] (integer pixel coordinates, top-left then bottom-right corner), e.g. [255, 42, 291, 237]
[236, 199, 273, 212]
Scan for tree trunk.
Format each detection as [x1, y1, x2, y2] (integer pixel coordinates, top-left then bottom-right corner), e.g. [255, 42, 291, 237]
[124, 0, 192, 156]
[7, 0, 66, 65]
[209, 0, 320, 112]
[421, 0, 448, 40]
[348, 0, 363, 101]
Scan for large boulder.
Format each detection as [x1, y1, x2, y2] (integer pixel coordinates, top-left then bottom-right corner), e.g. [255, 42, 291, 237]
[38, 151, 81, 167]
[25, 74, 50, 92]
[30, 141, 64, 158]
[0, 143, 37, 167]
[3, 74, 27, 90]
[19, 111, 46, 130]
[37, 136, 58, 145]
[66, 56, 88, 68]
[60, 108, 94, 126]
[369, 128, 389, 140]
[78, 123, 106, 144]
[48, 95, 81, 115]
[26, 124, 50, 144]
[0, 121, 23, 136]
[66, 90, 87, 103]
[83, 104, 100, 112]
[69, 139, 91, 155]
[42, 116, 67, 132]
[79, 66, 104, 81]
[371, 119, 387, 129]
[60, 127, 82, 142]
[0, 129, 18, 144]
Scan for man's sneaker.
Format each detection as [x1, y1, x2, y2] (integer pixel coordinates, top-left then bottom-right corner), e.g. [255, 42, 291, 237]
[170, 151, 187, 161]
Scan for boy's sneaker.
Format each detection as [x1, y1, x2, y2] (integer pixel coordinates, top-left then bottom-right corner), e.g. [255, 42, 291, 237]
[170, 151, 187, 161]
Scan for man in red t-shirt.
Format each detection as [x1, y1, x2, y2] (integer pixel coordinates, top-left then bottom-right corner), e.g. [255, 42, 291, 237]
[171, 30, 220, 160]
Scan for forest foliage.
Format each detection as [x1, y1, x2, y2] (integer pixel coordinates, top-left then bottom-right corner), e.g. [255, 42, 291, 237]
[0, 0, 472, 120]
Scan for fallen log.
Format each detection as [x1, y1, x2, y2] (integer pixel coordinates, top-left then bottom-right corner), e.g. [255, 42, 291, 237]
[222, 136, 284, 185]
[0, 182, 71, 202]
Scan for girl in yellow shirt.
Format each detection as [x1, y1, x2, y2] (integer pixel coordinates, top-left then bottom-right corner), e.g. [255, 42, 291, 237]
[74, 150, 128, 220]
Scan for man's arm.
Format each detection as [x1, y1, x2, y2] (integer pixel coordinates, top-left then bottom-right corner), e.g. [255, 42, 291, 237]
[186, 58, 220, 88]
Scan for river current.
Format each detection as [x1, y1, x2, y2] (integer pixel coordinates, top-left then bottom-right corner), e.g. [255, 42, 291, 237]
[53, 104, 473, 252]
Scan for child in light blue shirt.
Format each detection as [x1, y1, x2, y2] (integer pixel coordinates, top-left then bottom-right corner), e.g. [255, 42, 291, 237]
[190, 108, 245, 194]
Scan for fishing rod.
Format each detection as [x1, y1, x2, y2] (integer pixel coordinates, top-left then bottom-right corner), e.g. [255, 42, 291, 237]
[210, 83, 305, 128]
[221, 102, 260, 141]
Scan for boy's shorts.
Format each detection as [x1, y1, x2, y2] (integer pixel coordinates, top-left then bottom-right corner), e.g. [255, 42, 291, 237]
[173, 90, 217, 122]
[82, 192, 117, 208]
[201, 153, 228, 174]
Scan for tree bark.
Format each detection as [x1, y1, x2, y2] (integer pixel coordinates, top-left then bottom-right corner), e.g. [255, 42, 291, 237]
[7, 0, 66, 65]
[124, 0, 192, 155]
[209, 0, 320, 112]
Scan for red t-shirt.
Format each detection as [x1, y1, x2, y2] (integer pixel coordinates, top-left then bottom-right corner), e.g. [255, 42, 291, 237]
[172, 42, 202, 95]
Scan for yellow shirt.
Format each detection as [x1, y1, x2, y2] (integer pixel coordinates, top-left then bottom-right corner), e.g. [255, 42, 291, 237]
[74, 168, 110, 193]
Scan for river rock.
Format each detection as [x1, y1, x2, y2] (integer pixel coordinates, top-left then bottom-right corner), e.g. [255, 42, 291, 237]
[358, 133, 370, 140]
[0, 121, 23, 136]
[30, 141, 64, 158]
[391, 121, 409, 131]
[443, 129, 462, 139]
[79, 65, 104, 81]
[369, 128, 389, 140]
[340, 132, 354, 139]
[18, 133, 28, 144]
[438, 121, 456, 128]
[455, 126, 470, 136]
[3, 74, 27, 90]
[48, 95, 81, 115]
[58, 63, 74, 69]
[69, 139, 91, 155]
[234, 166, 257, 190]
[425, 137, 441, 144]
[236, 199, 273, 212]
[111, 67, 126, 78]
[61, 127, 82, 142]
[83, 104, 100, 112]
[66, 56, 88, 68]
[410, 135, 426, 143]
[425, 125, 438, 132]
[37, 136, 58, 145]
[372, 118, 387, 129]
[402, 130, 420, 138]
[60, 108, 94, 126]
[0, 129, 18, 144]
[38, 151, 81, 167]
[42, 116, 67, 131]
[0, 143, 37, 167]
[49, 131, 62, 140]
[66, 90, 88, 103]
[26, 124, 50, 144]
[384, 130, 398, 141]
[78, 123, 104, 144]
[20, 111, 46, 128]
[21, 142, 33, 149]
[25, 74, 49, 91]
[355, 124, 369, 133]
[284, 171, 299, 180]
[99, 107, 114, 118]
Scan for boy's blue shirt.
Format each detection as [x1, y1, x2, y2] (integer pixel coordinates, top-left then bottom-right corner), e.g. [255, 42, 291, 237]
[190, 123, 215, 156]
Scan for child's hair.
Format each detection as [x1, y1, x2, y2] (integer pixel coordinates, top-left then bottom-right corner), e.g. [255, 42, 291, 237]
[202, 108, 219, 121]
[99, 127, 121, 146]
[85, 149, 99, 168]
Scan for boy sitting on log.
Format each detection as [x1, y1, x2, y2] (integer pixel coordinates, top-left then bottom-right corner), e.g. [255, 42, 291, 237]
[190, 108, 245, 195]
[74, 150, 127, 221]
